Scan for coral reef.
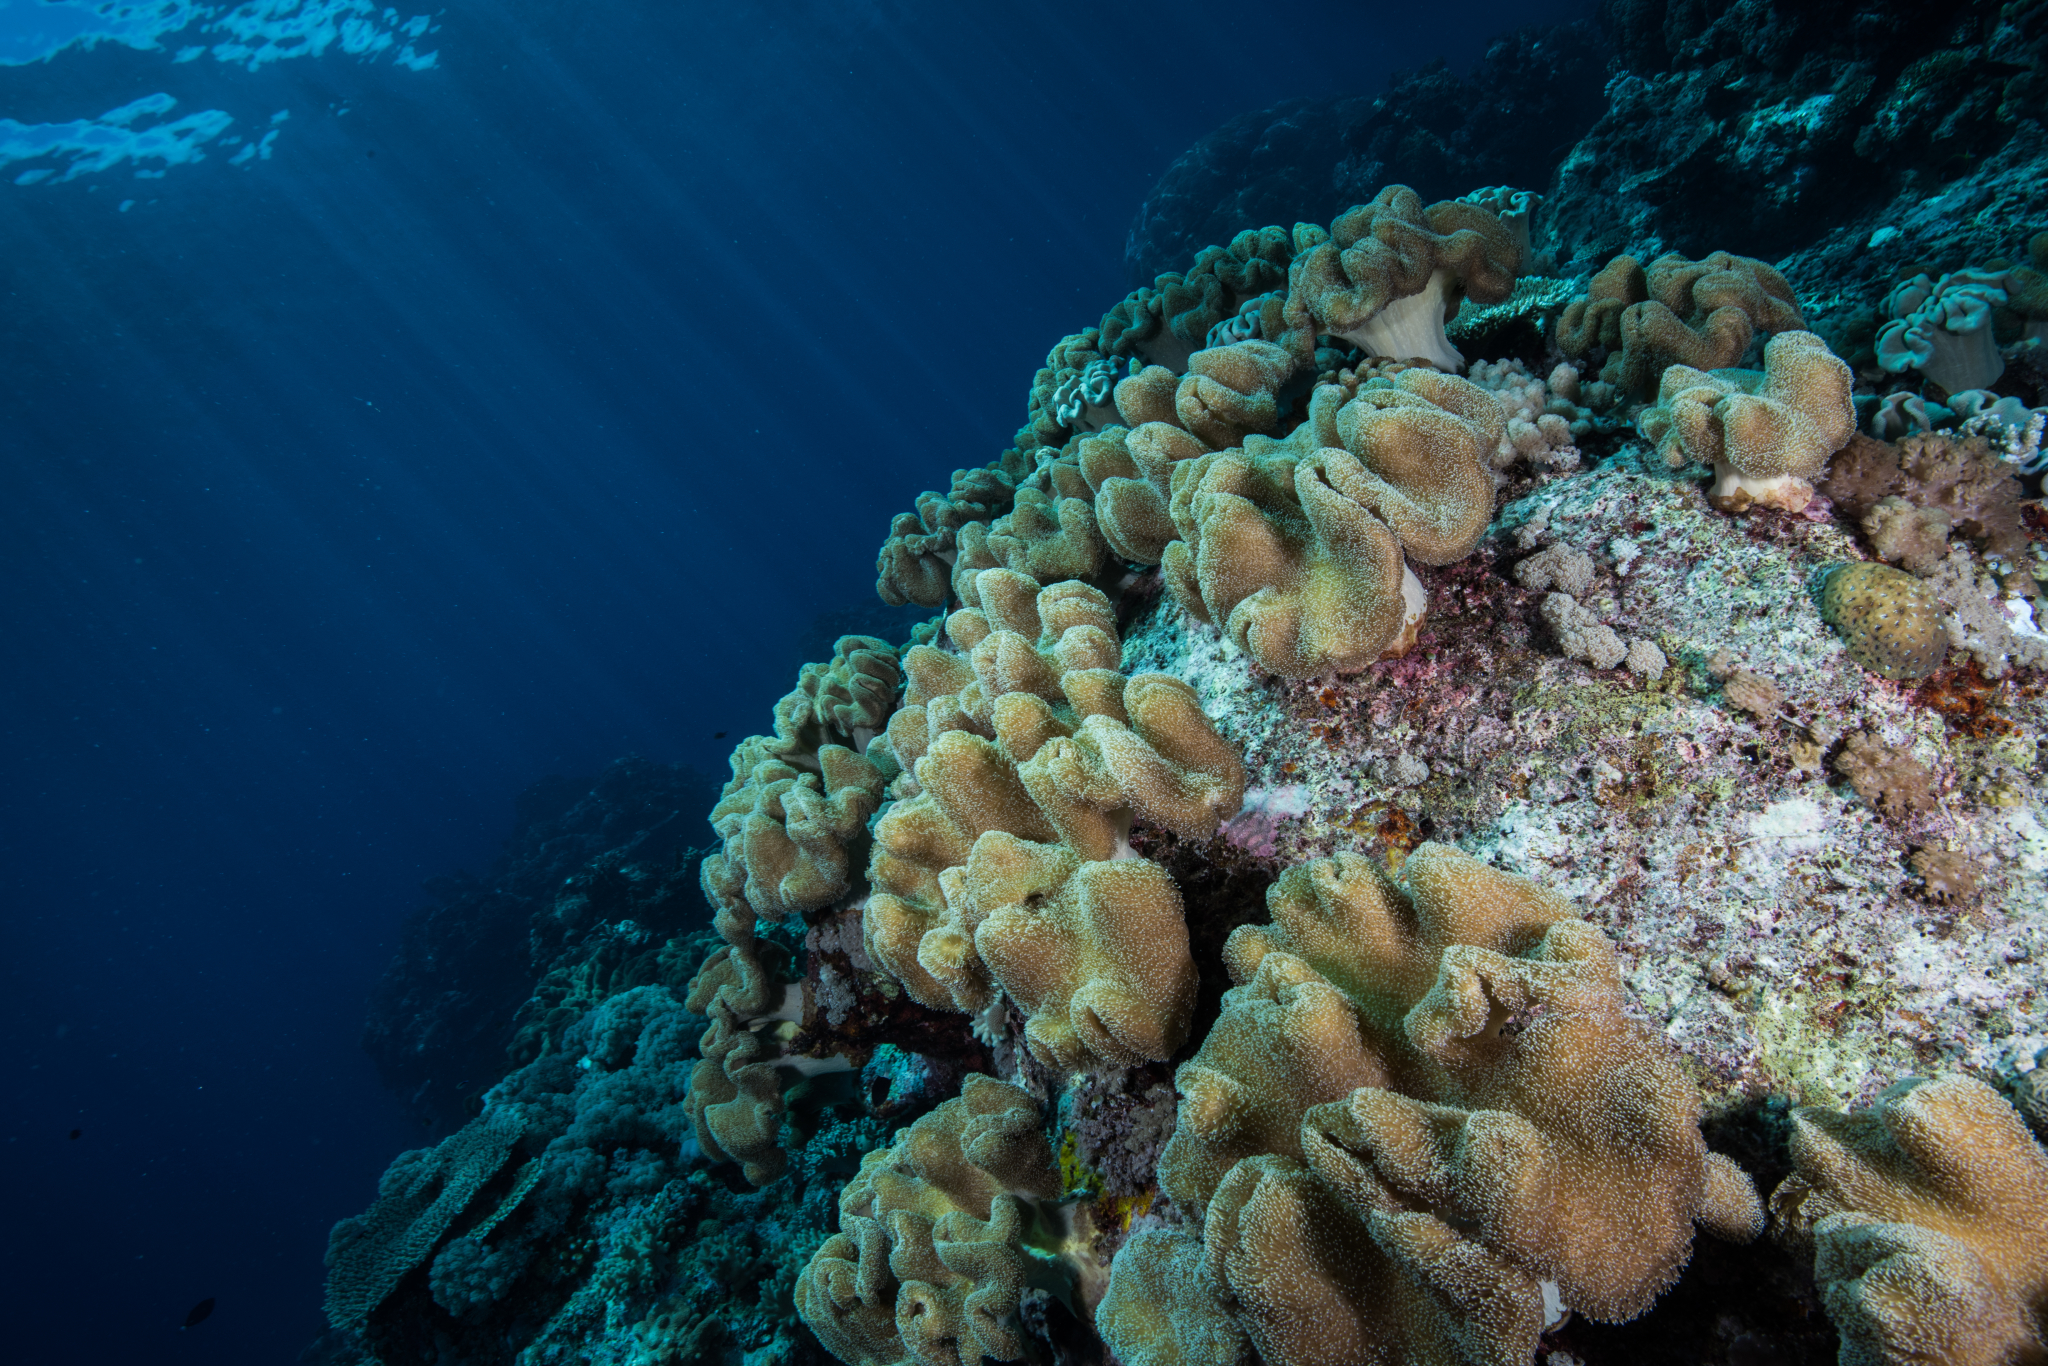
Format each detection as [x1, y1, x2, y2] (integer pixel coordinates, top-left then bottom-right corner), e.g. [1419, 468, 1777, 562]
[1876, 270, 2012, 396]
[363, 759, 718, 1132]
[1162, 362, 1501, 677]
[794, 1075, 1070, 1366]
[1821, 563, 1948, 683]
[329, 12, 2048, 1362]
[1281, 184, 1523, 371]
[864, 570, 1244, 1072]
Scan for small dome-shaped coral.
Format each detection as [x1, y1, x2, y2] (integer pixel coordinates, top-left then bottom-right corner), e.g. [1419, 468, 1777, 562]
[1820, 562, 1947, 682]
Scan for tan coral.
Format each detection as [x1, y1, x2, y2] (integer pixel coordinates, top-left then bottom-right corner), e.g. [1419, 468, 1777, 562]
[1555, 254, 1645, 358]
[1559, 250, 1805, 398]
[959, 833, 1197, 1070]
[1107, 844, 1760, 1366]
[1102, 226, 1301, 373]
[865, 574, 1240, 1062]
[1173, 340, 1296, 448]
[1821, 562, 1948, 682]
[1282, 185, 1522, 372]
[1770, 1074, 2048, 1366]
[686, 1005, 795, 1185]
[1097, 1227, 1252, 1366]
[1162, 367, 1497, 677]
[795, 1075, 1066, 1366]
[877, 464, 1024, 608]
[700, 639, 897, 929]
[1638, 330, 1854, 514]
[1095, 421, 1212, 565]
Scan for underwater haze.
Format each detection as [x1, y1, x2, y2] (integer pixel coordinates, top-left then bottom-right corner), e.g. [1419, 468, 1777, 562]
[0, 2, 1590, 1363]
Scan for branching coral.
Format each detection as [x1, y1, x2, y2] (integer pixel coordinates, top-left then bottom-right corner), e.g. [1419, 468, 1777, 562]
[864, 571, 1244, 1070]
[1558, 250, 1805, 398]
[794, 1074, 1074, 1366]
[1162, 367, 1500, 677]
[1875, 270, 2009, 395]
[1638, 330, 1854, 513]
[1282, 185, 1523, 372]
[1100, 844, 1760, 1366]
[1770, 1075, 2048, 1366]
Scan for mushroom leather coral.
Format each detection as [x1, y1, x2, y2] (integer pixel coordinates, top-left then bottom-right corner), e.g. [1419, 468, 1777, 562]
[681, 917, 821, 1186]
[795, 1075, 1063, 1366]
[1639, 330, 1855, 514]
[864, 571, 1243, 1068]
[1875, 270, 2009, 396]
[700, 637, 898, 928]
[1162, 367, 1499, 677]
[1770, 1075, 2048, 1366]
[878, 464, 1025, 608]
[1557, 250, 1805, 398]
[1283, 184, 1522, 372]
[1101, 224, 1303, 373]
[1109, 844, 1761, 1366]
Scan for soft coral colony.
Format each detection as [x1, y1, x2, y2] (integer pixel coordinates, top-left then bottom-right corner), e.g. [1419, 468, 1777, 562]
[328, 48, 2048, 1366]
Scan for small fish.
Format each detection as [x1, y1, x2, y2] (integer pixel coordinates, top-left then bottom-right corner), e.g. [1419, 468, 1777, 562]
[182, 1298, 215, 1329]
[68, 1128, 81, 1140]
[714, 731, 727, 739]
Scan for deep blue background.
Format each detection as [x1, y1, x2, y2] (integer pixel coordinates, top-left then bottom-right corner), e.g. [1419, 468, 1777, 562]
[0, 2, 1591, 1361]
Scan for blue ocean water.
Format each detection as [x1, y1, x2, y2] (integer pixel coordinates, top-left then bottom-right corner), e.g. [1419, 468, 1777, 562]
[0, 2, 1589, 1361]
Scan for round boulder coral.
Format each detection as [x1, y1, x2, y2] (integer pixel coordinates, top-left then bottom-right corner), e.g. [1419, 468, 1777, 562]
[1820, 562, 1947, 682]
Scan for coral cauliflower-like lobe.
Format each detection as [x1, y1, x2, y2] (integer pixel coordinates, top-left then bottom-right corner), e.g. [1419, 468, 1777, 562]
[1638, 330, 1854, 514]
[1875, 270, 2010, 396]
[700, 637, 898, 927]
[1770, 1075, 2048, 1366]
[1283, 185, 1522, 371]
[1558, 250, 1805, 398]
[1103, 844, 1760, 1366]
[1162, 367, 1498, 677]
[864, 571, 1243, 1069]
[796, 1074, 1065, 1366]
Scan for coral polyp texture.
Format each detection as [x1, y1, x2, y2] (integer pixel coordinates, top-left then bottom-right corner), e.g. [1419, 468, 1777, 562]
[1639, 330, 1856, 514]
[864, 570, 1243, 1071]
[794, 1075, 1069, 1366]
[330, 14, 2048, 1362]
[700, 636, 898, 928]
[1103, 845, 1759, 1366]
[1162, 365, 1501, 677]
[1771, 1075, 2048, 1366]
[1558, 250, 1806, 399]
